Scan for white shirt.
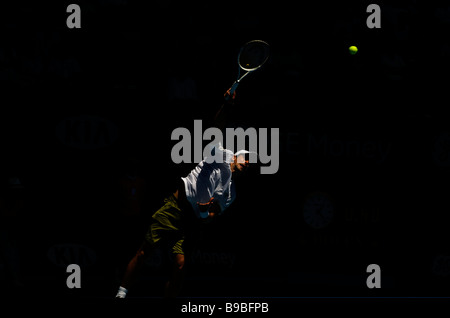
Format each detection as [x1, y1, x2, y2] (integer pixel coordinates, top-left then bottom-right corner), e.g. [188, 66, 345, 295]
[181, 146, 236, 219]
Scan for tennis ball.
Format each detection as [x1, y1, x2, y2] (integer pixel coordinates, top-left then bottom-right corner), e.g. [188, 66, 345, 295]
[349, 45, 358, 55]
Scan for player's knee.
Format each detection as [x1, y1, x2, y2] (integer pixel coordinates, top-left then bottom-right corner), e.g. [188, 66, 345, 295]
[135, 243, 152, 261]
[135, 249, 146, 262]
[175, 254, 185, 271]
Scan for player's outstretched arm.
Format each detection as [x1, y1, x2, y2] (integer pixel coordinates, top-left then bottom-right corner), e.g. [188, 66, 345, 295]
[213, 88, 236, 131]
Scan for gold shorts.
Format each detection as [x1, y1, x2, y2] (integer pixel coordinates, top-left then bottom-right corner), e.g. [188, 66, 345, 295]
[145, 195, 185, 255]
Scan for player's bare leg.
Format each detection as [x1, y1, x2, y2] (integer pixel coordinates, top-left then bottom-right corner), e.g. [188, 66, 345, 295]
[116, 241, 153, 298]
[164, 253, 185, 298]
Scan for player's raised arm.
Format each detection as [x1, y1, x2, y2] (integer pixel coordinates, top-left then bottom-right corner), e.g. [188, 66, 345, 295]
[212, 87, 237, 132]
[213, 40, 269, 131]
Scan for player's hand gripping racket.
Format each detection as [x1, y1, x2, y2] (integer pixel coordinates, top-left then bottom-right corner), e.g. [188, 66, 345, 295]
[225, 40, 270, 100]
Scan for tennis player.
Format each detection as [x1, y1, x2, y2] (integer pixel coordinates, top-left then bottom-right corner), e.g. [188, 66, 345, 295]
[115, 90, 254, 298]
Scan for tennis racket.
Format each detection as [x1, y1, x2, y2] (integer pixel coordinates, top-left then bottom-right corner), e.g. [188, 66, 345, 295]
[225, 40, 270, 100]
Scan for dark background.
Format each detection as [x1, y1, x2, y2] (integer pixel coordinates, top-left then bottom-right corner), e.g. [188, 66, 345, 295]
[0, 0, 449, 312]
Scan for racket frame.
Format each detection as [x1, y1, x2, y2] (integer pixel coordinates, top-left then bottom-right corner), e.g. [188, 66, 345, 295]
[226, 40, 269, 99]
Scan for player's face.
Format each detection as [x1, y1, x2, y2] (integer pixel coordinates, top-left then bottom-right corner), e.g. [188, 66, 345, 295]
[233, 154, 249, 173]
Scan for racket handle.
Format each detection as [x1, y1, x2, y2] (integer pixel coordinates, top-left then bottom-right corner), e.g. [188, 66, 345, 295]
[225, 81, 239, 101]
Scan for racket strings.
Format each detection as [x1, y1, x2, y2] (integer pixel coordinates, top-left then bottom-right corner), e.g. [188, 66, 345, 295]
[238, 40, 270, 71]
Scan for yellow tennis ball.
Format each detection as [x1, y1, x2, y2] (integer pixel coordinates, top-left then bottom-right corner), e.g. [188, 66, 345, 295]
[349, 46, 358, 55]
